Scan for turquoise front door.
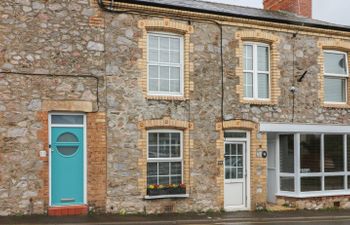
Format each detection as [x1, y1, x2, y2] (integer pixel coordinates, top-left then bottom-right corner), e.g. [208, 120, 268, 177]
[51, 127, 84, 206]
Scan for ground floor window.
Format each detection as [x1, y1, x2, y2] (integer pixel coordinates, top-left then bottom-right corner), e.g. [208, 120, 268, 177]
[146, 130, 185, 196]
[278, 133, 350, 196]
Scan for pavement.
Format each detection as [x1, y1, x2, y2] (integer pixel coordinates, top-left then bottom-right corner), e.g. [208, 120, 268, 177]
[2, 210, 350, 225]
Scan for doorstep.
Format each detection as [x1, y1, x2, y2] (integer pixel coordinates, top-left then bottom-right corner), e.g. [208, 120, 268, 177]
[47, 205, 88, 216]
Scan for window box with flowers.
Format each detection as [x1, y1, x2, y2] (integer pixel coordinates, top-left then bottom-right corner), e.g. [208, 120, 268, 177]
[147, 183, 186, 196]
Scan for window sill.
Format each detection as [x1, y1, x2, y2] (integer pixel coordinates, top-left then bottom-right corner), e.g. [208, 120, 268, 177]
[144, 194, 189, 200]
[241, 99, 275, 106]
[323, 103, 350, 109]
[146, 95, 187, 101]
[276, 191, 350, 199]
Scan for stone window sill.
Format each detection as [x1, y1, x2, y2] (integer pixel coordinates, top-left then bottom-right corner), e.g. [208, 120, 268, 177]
[241, 99, 276, 106]
[146, 95, 188, 101]
[323, 103, 350, 109]
[144, 194, 189, 200]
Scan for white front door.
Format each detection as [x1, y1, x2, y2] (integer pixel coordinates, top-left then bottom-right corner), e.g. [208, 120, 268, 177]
[224, 142, 247, 211]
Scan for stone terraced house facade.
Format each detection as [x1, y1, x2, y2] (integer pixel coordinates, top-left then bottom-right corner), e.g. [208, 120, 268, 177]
[2, 0, 350, 216]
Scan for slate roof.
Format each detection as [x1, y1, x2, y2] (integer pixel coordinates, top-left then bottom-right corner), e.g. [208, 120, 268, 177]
[111, 0, 350, 32]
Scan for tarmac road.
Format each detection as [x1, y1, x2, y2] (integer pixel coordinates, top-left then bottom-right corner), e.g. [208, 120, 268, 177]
[2, 211, 350, 225]
[214, 220, 350, 225]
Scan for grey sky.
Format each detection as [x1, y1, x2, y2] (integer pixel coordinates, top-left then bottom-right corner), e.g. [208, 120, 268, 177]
[204, 0, 350, 26]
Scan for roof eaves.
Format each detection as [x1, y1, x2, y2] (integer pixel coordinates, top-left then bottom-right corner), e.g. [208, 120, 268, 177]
[105, 0, 350, 33]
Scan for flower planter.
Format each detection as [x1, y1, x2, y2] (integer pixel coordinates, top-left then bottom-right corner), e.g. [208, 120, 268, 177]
[147, 187, 186, 196]
[168, 187, 186, 195]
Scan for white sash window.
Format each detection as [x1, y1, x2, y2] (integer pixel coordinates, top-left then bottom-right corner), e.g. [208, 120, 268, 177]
[147, 33, 184, 96]
[243, 42, 270, 100]
[324, 51, 348, 103]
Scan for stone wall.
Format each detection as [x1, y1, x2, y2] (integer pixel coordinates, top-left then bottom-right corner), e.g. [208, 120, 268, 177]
[0, 74, 99, 215]
[103, 11, 350, 214]
[0, 0, 105, 216]
[3, 0, 350, 216]
[277, 196, 350, 210]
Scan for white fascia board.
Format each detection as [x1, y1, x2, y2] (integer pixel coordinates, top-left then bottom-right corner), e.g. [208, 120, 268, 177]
[259, 123, 350, 133]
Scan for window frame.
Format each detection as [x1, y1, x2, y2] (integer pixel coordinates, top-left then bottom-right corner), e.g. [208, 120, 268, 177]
[146, 129, 184, 185]
[277, 133, 350, 198]
[243, 42, 271, 101]
[147, 32, 184, 97]
[323, 50, 349, 104]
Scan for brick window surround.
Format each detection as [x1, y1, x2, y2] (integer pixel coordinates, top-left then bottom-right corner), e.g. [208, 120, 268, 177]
[216, 120, 267, 210]
[318, 39, 350, 108]
[138, 117, 193, 197]
[235, 30, 281, 105]
[138, 18, 194, 101]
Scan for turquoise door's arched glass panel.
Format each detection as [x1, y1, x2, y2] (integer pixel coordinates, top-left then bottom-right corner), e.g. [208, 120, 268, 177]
[57, 146, 79, 156]
[57, 132, 79, 143]
[51, 127, 84, 206]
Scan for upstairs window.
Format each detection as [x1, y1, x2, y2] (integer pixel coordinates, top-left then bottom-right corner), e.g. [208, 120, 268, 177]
[243, 42, 270, 100]
[147, 33, 183, 96]
[324, 51, 348, 103]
